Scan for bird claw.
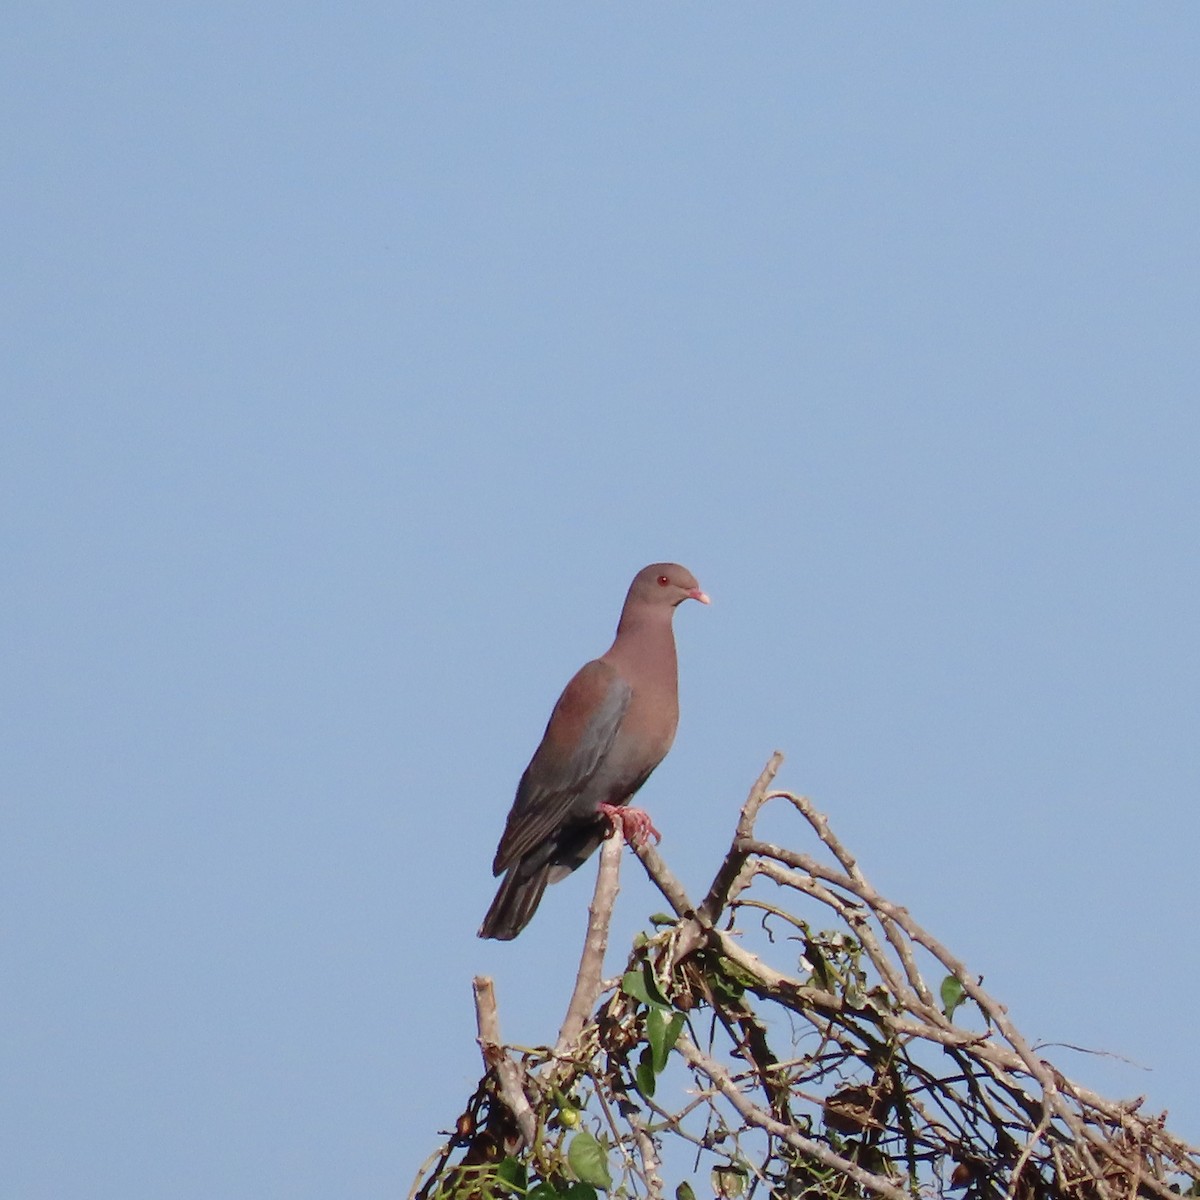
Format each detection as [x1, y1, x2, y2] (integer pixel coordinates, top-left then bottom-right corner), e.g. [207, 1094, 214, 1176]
[598, 803, 661, 849]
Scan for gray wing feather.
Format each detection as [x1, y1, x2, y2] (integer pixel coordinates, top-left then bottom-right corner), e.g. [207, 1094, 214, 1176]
[492, 669, 631, 873]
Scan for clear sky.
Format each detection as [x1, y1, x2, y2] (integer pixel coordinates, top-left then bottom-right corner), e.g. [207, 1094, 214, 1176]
[4, 6, 1198, 1198]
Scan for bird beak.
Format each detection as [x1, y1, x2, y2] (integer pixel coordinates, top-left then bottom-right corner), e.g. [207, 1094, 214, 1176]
[690, 588, 711, 605]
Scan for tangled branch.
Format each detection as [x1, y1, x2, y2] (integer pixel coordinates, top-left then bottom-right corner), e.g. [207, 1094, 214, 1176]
[412, 755, 1199, 1200]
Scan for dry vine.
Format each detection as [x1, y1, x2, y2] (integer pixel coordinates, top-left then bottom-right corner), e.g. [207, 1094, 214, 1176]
[411, 755, 1199, 1200]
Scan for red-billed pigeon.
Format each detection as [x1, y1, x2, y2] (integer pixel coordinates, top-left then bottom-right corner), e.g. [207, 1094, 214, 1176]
[479, 563, 709, 941]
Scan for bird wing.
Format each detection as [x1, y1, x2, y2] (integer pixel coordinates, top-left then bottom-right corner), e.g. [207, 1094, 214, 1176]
[492, 659, 632, 874]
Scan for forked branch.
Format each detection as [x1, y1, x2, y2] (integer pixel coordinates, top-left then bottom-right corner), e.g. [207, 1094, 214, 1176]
[413, 757, 1199, 1200]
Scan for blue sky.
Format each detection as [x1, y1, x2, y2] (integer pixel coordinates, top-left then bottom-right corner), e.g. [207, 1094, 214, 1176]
[4, 6, 1198, 1198]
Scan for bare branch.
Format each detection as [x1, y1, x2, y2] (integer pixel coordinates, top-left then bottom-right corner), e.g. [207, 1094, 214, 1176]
[631, 838, 696, 919]
[675, 1034, 913, 1200]
[555, 833, 624, 1054]
[412, 761, 1200, 1200]
[696, 751, 784, 926]
[473, 975, 538, 1148]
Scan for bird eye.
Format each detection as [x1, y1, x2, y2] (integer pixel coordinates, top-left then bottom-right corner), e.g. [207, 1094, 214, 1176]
[657, 574, 670, 586]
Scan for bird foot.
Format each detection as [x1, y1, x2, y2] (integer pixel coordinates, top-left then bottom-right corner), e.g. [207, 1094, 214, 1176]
[598, 803, 661, 849]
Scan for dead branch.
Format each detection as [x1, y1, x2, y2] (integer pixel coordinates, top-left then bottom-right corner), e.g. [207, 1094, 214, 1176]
[473, 976, 538, 1149]
[413, 758, 1200, 1200]
[556, 834, 624, 1054]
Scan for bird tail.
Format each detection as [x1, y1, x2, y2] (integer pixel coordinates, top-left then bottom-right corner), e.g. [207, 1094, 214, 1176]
[478, 862, 552, 941]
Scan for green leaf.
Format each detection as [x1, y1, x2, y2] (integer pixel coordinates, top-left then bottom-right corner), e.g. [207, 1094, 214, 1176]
[567, 1130, 612, 1192]
[804, 943, 835, 991]
[621, 969, 653, 1007]
[562, 1186, 598, 1200]
[620, 961, 668, 1009]
[634, 1046, 657, 1097]
[676, 1183, 696, 1200]
[940, 974, 966, 1020]
[706, 959, 745, 1005]
[711, 1164, 748, 1199]
[495, 1157, 527, 1193]
[646, 1007, 685, 1073]
[527, 1186, 596, 1200]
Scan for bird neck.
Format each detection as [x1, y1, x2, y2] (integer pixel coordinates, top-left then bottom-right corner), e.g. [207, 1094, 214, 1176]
[607, 606, 678, 677]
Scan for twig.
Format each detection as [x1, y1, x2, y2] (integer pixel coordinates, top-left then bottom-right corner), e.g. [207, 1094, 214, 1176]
[473, 975, 538, 1148]
[773, 790, 937, 1008]
[411, 762, 1200, 1200]
[625, 1106, 665, 1200]
[1007, 1108, 1054, 1200]
[675, 1034, 913, 1200]
[696, 752, 784, 927]
[556, 834, 624, 1054]
[632, 838, 697, 920]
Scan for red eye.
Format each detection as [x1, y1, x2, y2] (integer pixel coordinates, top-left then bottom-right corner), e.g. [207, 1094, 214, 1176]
[657, 574, 670, 586]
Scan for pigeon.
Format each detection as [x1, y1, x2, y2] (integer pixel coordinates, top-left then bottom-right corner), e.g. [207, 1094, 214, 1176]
[479, 563, 709, 940]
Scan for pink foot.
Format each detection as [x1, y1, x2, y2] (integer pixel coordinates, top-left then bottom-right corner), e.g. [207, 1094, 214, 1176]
[598, 803, 661, 849]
